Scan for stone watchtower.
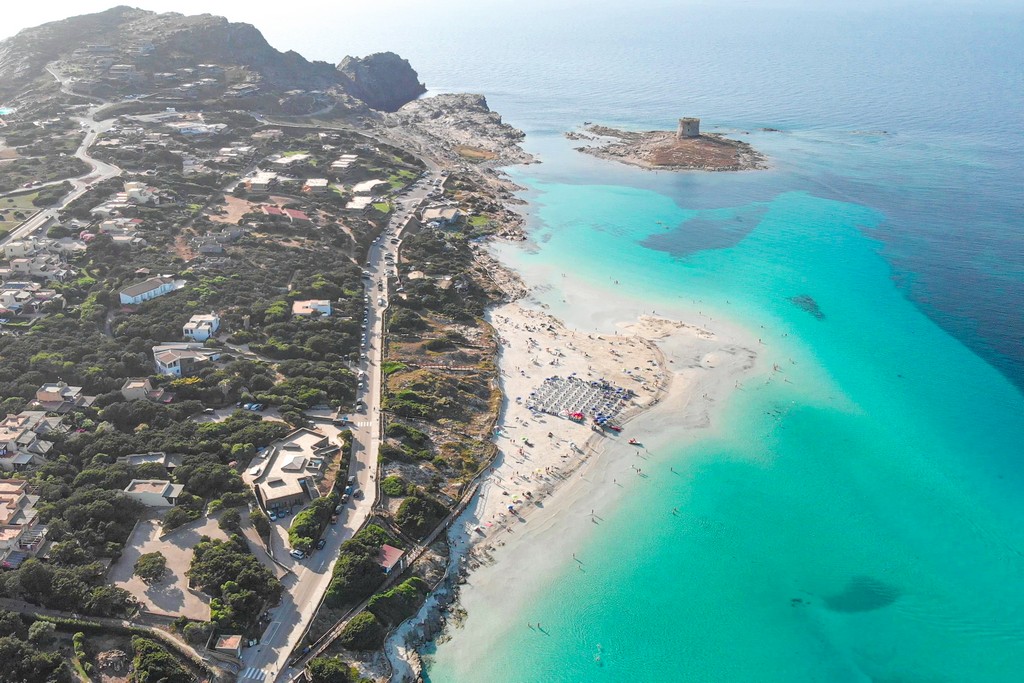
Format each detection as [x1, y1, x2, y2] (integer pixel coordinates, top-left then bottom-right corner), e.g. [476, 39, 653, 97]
[677, 117, 700, 139]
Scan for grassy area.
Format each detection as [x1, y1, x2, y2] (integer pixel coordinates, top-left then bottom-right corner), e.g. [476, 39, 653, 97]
[0, 191, 39, 228]
[282, 150, 310, 157]
[372, 201, 391, 213]
[468, 215, 490, 227]
[455, 145, 498, 161]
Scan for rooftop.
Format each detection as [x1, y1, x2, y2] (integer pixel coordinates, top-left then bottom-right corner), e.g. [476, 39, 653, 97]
[120, 276, 174, 298]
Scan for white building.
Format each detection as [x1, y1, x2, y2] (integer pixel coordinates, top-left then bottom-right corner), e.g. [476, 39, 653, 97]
[0, 411, 63, 472]
[119, 276, 181, 306]
[302, 178, 329, 193]
[123, 479, 184, 507]
[351, 179, 388, 195]
[183, 313, 220, 342]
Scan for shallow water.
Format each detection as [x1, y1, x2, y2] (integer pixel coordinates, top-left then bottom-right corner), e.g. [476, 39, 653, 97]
[271, 2, 1024, 679]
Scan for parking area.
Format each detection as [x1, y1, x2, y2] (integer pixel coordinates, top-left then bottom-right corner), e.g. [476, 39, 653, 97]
[109, 513, 230, 620]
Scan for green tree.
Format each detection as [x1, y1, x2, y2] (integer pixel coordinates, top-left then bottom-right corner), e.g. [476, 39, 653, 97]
[218, 508, 242, 534]
[130, 636, 191, 683]
[308, 656, 353, 683]
[133, 552, 167, 584]
[337, 612, 385, 650]
[27, 620, 56, 646]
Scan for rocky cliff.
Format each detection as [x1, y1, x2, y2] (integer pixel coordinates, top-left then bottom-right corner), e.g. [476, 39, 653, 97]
[337, 52, 426, 113]
[387, 93, 533, 165]
[0, 6, 424, 112]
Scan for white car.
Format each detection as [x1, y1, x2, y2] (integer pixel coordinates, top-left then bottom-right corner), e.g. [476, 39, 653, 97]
[289, 549, 305, 560]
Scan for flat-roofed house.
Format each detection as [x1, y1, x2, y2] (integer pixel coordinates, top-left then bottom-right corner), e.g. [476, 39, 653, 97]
[183, 313, 220, 342]
[245, 428, 335, 513]
[120, 377, 168, 403]
[123, 479, 184, 507]
[302, 178, 329, 193]
[33, 381, 94, 413]
[291, 300, 331, 317]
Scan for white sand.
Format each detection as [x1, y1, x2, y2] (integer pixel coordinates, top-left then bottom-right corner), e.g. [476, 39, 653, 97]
[386, 299, 763, 675]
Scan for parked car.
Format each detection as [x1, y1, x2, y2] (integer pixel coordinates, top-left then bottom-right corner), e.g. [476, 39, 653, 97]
[330, 514, 339, 524]
[289, 549, 305, 560]
[268, 511, 278, 521]
[353, 488, 363, 499]
[315, 538, 326, 550]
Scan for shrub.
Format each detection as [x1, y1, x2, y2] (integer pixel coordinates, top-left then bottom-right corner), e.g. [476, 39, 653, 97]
[130, 636, 191, 683]
[218, 508, 242, 534]
[395, 492, 447, 540]
[182, 621, 215, 647]
[337, 612, 385, 650]
[27, 620, 56, 646]
[308, 656, 353, 683]
[162, 506, 199, 532]
[380, 476, 406, 497]
[366, 577, 429, 626]
[288, 494, 337, 550]
[133, 552, 167, 584]
[250, 509, 271, 540]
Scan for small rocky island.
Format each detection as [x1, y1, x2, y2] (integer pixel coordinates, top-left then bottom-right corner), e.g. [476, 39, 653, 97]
[568, 117, 767, 172]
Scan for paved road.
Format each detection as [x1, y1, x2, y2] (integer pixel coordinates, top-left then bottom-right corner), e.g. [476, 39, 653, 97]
[0, 102, 121, 247]
[237, 168, 440, 683]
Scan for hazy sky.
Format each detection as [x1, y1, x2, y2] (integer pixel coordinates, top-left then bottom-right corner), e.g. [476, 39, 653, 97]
[2, 0, 1013, 49]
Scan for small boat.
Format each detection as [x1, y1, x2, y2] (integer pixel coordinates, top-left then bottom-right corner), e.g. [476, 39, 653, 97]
[628, 438, 638, 445]
[609, 425, 623, 432]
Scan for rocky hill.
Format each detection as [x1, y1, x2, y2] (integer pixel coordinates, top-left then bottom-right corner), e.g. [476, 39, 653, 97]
[0, 6, 425, 111]
[387, 93, 533, 166]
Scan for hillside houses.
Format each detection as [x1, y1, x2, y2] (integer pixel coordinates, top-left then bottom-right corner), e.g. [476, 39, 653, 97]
[0, 479, 47, 569]
[0, 411, 64, 472]
[0, 282, 64, 316]
[31, 382, 94, 413]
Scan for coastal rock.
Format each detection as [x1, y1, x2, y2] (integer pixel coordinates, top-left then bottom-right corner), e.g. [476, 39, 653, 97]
[572, 123, 767, 172]
[337, 52, 426, 112]
[387, 93, 534, 166]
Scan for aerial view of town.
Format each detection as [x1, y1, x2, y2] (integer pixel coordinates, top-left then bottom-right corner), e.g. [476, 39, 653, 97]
[0, 7, 530, 683]
[2, 3, 1023, 683]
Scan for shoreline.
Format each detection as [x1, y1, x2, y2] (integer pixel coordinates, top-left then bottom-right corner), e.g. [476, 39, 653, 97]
[386, 289, 762, 680]
[569, 123, 769, 172]
[378, 95, 763, 681]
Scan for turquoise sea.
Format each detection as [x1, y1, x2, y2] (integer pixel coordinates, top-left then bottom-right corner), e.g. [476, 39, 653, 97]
[68, 1, 1020, 680]
[369, 3, 1024, 681]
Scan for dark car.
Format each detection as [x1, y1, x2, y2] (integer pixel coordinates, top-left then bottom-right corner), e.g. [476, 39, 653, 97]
[315, 538, 326, 550]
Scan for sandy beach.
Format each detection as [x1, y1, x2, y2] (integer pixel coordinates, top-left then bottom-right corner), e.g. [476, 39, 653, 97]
[387, 292, 763, 678]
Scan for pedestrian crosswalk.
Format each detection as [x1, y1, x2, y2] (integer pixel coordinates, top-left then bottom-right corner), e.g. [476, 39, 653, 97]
[238, 667, 267, 681]
[351, 420, 371, 427]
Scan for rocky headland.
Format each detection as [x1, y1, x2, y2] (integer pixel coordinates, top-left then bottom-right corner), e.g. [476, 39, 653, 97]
[570, 123, 768, 172]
